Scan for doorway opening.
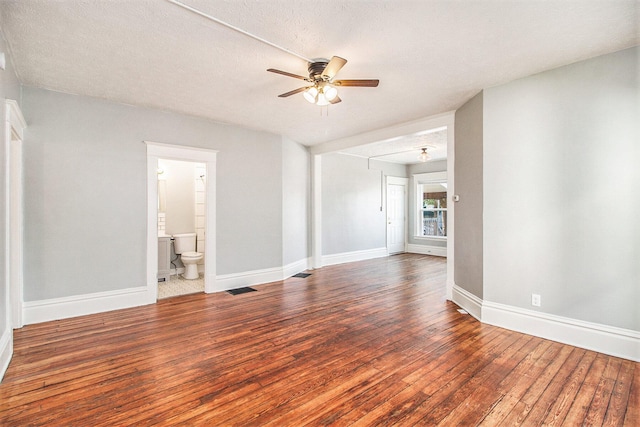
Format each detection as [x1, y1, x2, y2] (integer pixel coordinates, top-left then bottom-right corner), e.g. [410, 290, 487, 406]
[156, 159, 206, 299]
[145, 142, 217, 301]
[312, 113, 454, 299]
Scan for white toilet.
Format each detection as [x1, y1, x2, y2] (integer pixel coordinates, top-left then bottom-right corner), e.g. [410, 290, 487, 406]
[172, 233, 203, 280]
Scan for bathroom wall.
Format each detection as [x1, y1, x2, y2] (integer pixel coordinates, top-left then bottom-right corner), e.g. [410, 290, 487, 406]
[159, 159, 197, 236]
[194, 164, 206, 260]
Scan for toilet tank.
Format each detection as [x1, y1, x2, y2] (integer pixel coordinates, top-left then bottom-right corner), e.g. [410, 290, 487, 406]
[173, 233, 196, 254]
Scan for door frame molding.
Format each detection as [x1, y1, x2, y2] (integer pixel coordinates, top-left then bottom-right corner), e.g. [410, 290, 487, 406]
[5, 99, 26, 329]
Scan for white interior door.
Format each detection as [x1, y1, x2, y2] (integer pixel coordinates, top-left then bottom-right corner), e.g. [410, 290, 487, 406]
[386, 177, 408, 254]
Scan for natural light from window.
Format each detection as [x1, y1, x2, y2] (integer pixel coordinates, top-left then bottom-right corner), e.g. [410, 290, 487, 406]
[416, 178, 447, 239]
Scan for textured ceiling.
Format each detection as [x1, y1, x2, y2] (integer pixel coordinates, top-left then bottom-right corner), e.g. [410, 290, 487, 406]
[1, 0, 638, 149]
[339, 127, 447, 165]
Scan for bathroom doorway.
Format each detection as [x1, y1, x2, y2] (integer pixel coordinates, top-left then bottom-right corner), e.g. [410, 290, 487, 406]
[157, 159, 206, 299]
[146, 142, 217, 302]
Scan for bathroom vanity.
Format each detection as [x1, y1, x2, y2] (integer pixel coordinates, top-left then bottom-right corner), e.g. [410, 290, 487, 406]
[158, 236, 172, 282]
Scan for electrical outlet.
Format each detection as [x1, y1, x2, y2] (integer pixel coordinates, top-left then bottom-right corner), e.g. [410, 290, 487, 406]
[531, 293, 541, 307]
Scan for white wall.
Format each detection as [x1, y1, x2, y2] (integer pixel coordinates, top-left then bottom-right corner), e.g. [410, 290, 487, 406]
[159, 159, 196, 236]
[483, 46, 639, 331]
[21, 86, 288, 302]
[454, 91, 484, 298]
[282, 138, 309, 266]
[321, 153, 405, 256]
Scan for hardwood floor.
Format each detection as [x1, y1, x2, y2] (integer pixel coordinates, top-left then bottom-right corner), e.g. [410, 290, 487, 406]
[1, 254, 637, 426]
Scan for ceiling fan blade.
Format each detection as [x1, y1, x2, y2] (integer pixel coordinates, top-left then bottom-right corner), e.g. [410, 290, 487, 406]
[267, 68, 309, 80]
[322, 56, 347, 79]
[334, 79, 379, 87]
[278, 87, 308, 97]
[330, 96, 342, 104]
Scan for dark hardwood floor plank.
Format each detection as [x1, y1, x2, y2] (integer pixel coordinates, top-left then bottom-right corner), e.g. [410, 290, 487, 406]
[583, 355, 623, 426]
[0, 254, 636, 426]
[604, 358, 636, 426]
[541, 349, 596, 426]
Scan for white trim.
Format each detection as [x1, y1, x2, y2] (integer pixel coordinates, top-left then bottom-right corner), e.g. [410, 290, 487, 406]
[445, 117, 455, 301]
[6, 100, 26, 139]
[216, 267, 283, 291]
[450, 284, 640, 362]
[145, 141, 218, 296]
[451, 285, 483, 320]
[310, 111, 455, 155]
[215, 257, 310, 291]
[406, 244, 447, 257]
[22, 286, 152, 325]
[282, 258, 310, 280]
[0, 327, 12, 382]
[482, 301, 640, 362]
[4, 100, 26, 387]
[322, 247, 388, 266]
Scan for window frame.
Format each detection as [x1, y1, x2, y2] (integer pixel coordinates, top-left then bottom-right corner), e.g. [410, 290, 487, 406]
[414, 171, 448, 240]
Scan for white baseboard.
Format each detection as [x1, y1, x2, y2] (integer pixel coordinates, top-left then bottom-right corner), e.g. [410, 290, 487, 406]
[482, 301, 640, 362]
[23, 286, 154, 325]
[20, 258, 311, 324]
[451, 284, 639, 362]
[282, 258, 310, 279]
[407, 244, 447, 257]
[451, 285, 482, 320]
[214, 258, 310, 292]
[322, 247, 388, 266]
[0, 326, 12, 383]
[215, 266, 283, 291]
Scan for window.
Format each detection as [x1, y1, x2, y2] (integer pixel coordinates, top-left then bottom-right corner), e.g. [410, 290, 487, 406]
[415, 172, 447, 238]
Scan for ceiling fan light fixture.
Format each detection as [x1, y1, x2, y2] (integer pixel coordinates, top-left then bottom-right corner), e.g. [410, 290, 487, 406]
[303, 87, 318, 103]
[418, 148, 430, 162]
[316, 91, 330, 106]
[323, 85, 338, 101]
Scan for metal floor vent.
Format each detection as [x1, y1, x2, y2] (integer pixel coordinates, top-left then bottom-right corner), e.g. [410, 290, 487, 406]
[226, 287, 257, 295]
[292, 273, 311, 278]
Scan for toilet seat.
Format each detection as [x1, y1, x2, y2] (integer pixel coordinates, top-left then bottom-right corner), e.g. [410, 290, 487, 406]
[181, 251, 202, 259]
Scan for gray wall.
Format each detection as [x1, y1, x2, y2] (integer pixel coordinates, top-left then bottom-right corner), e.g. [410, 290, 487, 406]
[407, 159, 447, 247]
[0, 28, 21, 334]
[22, 86, 289, 301]
[454, 91, 484, 298]
[321, 153, 397, 255]
[281, 138, 309, 266]
[483, 46, 639, 331]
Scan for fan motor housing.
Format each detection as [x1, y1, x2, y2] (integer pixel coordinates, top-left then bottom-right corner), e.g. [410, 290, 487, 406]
[308, 60, 329, 80]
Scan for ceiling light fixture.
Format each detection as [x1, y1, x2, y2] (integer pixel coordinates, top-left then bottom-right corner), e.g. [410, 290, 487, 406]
[303, 87, 318, 103]
[418, 148, 430, 162]
[303, 83, 338, 105]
